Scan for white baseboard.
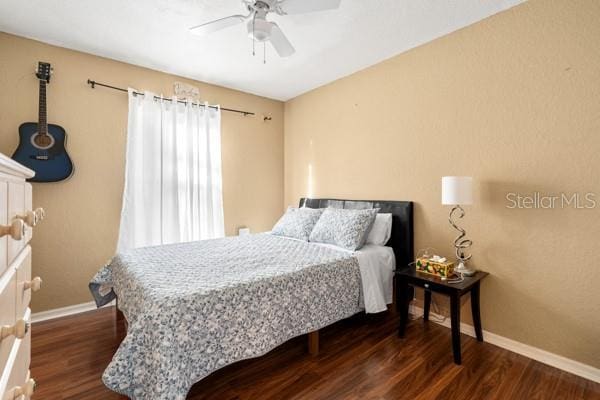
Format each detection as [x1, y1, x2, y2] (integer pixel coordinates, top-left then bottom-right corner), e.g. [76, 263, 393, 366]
[410, 305, 600, 384]
[31, 300, 114, 323]
[30, 300, 599, 383]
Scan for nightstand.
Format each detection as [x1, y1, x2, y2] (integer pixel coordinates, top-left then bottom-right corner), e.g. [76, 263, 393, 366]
[395, 266, 489, 364]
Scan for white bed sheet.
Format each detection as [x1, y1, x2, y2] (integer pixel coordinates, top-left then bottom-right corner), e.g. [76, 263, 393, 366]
[354, 244, 395, 313]
[308, 241, 395, 313]
[267, 233, 395, 314]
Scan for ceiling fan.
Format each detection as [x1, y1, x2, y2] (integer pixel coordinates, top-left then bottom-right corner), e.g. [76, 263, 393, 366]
[189, 0, 342, 58]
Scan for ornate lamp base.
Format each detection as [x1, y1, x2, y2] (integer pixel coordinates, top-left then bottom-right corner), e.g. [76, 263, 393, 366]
[449, 205, 476, 277]
[455, 261, 476, 277]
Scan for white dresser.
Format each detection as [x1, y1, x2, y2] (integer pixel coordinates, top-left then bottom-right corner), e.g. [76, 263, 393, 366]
[0, 154, 43, 400]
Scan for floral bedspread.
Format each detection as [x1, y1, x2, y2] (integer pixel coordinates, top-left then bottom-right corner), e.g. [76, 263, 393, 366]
[89, 233, 361, 399]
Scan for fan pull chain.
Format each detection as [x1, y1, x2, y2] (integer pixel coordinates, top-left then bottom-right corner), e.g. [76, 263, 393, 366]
[263, 42, 266, 64]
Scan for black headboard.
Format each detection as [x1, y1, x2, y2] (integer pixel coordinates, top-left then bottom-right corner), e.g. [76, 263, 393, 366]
[299, 198, 414, 269]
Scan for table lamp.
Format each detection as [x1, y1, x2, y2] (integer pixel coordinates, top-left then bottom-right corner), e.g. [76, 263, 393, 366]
[442, 176, 475, 276]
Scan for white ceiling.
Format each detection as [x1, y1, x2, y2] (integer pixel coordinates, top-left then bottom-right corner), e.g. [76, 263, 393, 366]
[0, 0, 523, 101]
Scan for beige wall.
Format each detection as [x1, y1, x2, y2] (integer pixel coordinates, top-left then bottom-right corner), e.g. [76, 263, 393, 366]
[0, 33, 284, 312]
[284, 0, 600, 368]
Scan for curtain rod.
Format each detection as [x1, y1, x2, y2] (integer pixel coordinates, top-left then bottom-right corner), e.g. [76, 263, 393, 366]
[86, 79, 255, 116]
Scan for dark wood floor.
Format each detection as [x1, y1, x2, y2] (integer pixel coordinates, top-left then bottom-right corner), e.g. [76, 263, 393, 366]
[31, 306, 599, 400]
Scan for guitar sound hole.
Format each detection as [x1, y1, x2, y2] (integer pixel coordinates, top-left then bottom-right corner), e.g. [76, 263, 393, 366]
[30, 132, 55, 150]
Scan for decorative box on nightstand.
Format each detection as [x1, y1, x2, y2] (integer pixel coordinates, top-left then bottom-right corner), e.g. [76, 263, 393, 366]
[415, 257, 455, 279]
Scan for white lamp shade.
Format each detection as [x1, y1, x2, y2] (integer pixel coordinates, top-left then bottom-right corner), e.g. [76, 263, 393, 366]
[442, 176, 473, 205]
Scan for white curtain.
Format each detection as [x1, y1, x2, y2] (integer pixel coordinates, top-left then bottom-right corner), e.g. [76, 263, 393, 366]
[117, 89, 224, 252]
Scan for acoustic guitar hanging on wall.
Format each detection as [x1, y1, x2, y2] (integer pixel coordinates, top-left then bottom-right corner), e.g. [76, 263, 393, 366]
[12, 62, 73, 182]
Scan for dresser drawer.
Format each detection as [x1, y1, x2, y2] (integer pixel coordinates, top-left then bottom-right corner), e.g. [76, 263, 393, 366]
[15, 247, 32, 320]
[0, 182, 7, 277]
[0, 267, 16, 373]
[20, 318, 31, 375]
[2, 318, 32, 400]
[23, 184, 32, 244]
[3, 370, 33, 400]
[7, 183, 25, 266]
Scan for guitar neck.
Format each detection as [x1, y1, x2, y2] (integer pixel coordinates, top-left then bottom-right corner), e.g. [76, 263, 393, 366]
[38, 80, 48, 135]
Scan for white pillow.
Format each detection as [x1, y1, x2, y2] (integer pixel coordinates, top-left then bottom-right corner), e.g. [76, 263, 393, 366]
[366, 213, 392, 246]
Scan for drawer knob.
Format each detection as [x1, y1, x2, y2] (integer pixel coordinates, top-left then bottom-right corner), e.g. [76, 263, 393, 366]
[16, 210, 38, 227]
[24, 277, 43, 292]
[12, 378, 36, 398]
[0, 319, 30, 341]
[0, 219, 25, 240]
[34, 207, 46, 222]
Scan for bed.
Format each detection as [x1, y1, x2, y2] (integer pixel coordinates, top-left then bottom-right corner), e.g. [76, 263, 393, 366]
[89, 198, 413, 399]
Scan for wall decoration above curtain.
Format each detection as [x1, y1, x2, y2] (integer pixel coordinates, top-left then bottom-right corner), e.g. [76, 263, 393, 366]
[117, 89, 224, 252]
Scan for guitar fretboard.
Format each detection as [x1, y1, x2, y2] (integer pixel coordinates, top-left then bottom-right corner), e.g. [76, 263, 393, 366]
[38, 80, 48, 134]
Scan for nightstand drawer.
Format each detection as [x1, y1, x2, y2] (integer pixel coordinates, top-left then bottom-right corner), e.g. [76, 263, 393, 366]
[399, 274, 457, 295]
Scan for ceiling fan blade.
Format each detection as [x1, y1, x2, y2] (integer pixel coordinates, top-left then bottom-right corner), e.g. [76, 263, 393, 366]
[189, 15, 246, 36]
[279, 0, 341, 15]
[269, 23, 295, 57]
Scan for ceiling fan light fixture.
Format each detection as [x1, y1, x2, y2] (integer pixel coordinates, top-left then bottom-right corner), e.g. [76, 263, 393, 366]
[247, 18, 272, 42]
[190, 0, 343, 59]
